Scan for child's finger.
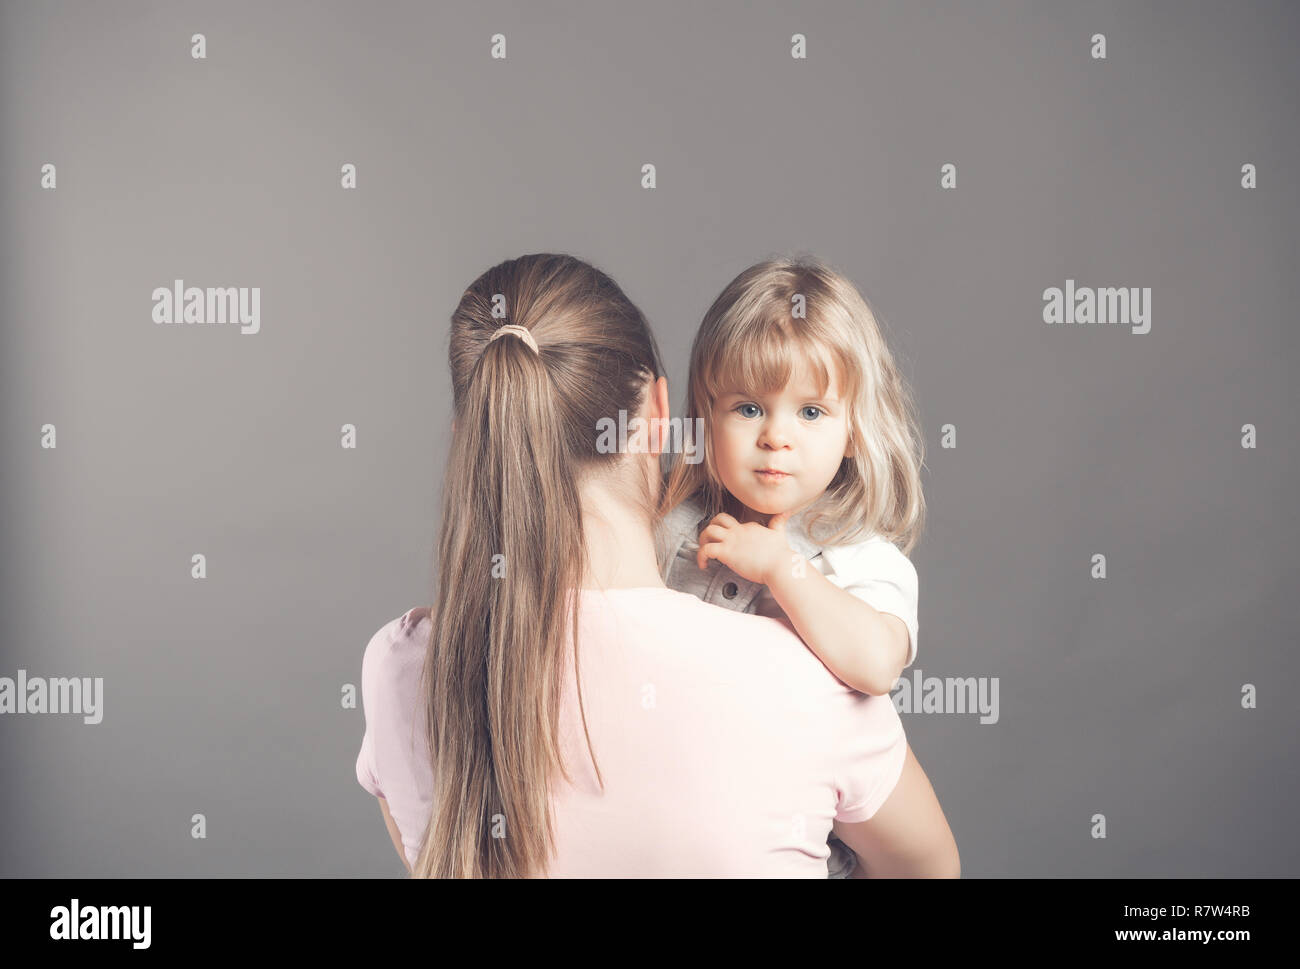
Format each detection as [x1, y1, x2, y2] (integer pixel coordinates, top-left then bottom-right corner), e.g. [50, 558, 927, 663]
[710, 513, 740, 529]
[697, 524, 727, 548]
[697, 539, 722, 570]
[697, 542, 724, 570]
[767, 512, 791, 532]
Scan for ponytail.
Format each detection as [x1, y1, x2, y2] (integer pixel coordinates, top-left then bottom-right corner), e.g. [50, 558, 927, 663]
[413, 254, 663, 877]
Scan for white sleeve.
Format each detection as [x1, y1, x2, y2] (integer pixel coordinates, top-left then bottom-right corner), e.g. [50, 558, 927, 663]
[820, 537, 920, 669]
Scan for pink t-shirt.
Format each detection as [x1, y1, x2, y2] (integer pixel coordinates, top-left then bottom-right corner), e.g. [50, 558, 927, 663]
[356, 586, 908, 877]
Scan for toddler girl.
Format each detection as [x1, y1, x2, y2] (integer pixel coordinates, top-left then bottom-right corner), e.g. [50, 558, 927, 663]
[656, 256, 926, 878]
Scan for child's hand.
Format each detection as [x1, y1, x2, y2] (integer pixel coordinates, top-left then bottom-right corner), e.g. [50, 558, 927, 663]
[696, 512, 794, 587]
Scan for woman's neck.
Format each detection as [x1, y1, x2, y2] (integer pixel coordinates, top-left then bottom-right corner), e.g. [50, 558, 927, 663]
[577, 475, 667, 591]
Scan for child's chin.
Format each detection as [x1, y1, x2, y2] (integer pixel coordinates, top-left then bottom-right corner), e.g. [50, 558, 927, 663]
[746, 499, 795, 517]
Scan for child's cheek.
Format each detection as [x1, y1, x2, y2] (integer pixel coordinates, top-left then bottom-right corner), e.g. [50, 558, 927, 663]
[708, 425, 732, 481]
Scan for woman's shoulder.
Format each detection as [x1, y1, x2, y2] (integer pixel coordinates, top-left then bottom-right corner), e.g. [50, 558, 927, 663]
[398, 605, 432, 634]
[361, 607, 431, 688]
[380, 605, 432, 645]
[594, 585, 816, 654]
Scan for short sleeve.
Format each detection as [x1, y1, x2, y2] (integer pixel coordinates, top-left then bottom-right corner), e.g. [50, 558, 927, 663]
[356, 608, 435, 869]
[820, 537, 920, 669]
[832, 692, 909, 823]
[355, 724, 383, 797]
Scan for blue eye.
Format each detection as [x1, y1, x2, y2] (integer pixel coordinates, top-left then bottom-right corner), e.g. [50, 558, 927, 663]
[735, 403, 761, 418]
[801, 406, 823, 421]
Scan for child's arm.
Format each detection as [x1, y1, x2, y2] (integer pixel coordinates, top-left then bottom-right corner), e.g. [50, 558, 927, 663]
[696, 512, 908, 696]
[765, 559, 909, 696]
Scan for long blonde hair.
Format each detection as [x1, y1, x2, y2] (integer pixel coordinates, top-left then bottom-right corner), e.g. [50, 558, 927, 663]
[661, 255, 925, 554]
[413, 253, 665, 878]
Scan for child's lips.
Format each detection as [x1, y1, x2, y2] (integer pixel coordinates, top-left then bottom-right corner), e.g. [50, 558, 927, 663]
[754, 468, 792, 482]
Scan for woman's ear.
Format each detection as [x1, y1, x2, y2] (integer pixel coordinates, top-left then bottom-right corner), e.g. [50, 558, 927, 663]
[650, 375, 670, 454]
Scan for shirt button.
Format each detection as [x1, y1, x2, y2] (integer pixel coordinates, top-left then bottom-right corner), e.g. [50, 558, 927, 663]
[722, 582, 739, 599]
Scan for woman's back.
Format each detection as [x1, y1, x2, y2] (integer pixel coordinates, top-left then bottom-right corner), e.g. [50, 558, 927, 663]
[358, 585, 908, 877]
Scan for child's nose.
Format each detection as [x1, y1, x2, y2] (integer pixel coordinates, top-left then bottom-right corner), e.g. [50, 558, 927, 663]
[758, 419, 793, 449]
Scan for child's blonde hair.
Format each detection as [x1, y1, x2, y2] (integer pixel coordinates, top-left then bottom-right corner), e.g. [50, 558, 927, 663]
[660, 254, 926, 555]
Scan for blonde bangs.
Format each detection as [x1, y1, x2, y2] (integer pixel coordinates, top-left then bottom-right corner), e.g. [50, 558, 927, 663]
[697, 312, 858, 410]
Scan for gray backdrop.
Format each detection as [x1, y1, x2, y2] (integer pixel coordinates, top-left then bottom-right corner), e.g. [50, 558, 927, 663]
[1, 0, 1296, 877]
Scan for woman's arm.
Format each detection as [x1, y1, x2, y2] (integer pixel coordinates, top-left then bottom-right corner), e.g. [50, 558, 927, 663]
[376, 797, 412, 875]
[834, 744, 960, 877]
